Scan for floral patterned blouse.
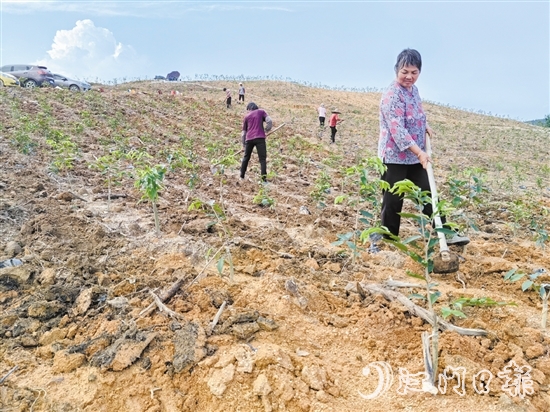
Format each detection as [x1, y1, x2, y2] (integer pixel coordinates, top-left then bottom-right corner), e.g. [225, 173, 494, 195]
[378, 81, 428, 165]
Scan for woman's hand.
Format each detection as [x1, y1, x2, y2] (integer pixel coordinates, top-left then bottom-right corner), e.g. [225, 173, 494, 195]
[426, 126, 435, 138]
[417, 150, 431, 169]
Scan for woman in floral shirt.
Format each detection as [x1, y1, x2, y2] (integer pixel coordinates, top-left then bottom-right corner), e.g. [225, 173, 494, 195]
[378, 48, 468, 245]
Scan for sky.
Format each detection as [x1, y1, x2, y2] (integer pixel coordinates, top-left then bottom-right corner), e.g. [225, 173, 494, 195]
[0, 0, 548, 121]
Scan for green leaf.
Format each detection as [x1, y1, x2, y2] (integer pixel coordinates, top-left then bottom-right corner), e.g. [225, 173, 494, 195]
[503, 268, 517, 280]
[409, 293, 426, 300]
[217, 256, 225, 275]
[521, 280, 534, 291]
[405, 270, 426, 281]
[435, 227, 456, 236]
[509, 273, 526, 282]
[346, 241, 357, 251]
[359, 210, 374, 218]
[429, 291, 441, 305]
[402, 235, 422, 244]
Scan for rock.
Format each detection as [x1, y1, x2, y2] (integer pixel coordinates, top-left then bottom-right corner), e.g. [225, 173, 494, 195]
[173, 322, 207, 373]
[537, 358, 550, 375]
[328, 315, 348, 328]
[0, 265, 31, 286]
[182, 218, 214, 234]
[477, 257, 517, 274]
[207, 364, 235, 397]
[39, 327, 68, 346]
[234, 345, 254, 373]
[304, 258, 320, 271]
[255, 344, 294, 371]
[242, 265, 256, 275]
[52, 350, 86, 373]
[56, 192, 75, 201]
[299, 206, 311, 215]
[214, 352, 236, 368]
[315, 390, 332, 403]
[253, 373, 272, 396]
[301, 365, 327, 390]
[72, 288, 93, 316]
[37, 268, 57, 286]
[526, 343, 545, 359]
[110, 332, 157, 372]
[5, 241, 22, 257]
[230, 322, 260, 340]
[11, 318, 40, 338]
[324, 262, 341, 273]
[20, 336, 39, 347]
[257, 317, 279, 331]
[27, 300, 65, 320]
[106, 296, 128, 309]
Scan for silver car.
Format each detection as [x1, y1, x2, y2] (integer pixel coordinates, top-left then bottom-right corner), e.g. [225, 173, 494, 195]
[52, 74, 91, 92]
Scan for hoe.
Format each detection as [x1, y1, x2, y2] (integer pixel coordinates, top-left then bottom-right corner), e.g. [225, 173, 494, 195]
[426, 136, 461, 274]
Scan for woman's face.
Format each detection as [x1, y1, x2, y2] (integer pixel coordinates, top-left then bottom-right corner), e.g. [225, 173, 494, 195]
[396, 65, 420, 89]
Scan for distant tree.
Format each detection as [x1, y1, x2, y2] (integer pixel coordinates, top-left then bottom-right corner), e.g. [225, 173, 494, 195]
[544, 114, 550, 128]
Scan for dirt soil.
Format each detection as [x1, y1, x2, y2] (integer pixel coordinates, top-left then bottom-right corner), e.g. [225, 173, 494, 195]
[1, 81, 550, 411]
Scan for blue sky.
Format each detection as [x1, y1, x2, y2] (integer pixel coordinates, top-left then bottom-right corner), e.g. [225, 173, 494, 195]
[1, 1, 548, 121]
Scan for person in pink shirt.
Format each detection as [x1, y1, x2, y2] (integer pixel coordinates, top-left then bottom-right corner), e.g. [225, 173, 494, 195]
[329, 109, 343, 143]
[223, 88, 231, 108]
[378, 48, 469, 245]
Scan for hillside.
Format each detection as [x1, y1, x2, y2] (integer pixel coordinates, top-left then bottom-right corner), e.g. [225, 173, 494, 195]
[1, 80, 550, 412]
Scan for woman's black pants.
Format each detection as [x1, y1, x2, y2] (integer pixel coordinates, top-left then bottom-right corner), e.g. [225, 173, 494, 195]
[241, 138, 267, 181]
[330, 126, 337, 142]
[381, 162, 446, 237]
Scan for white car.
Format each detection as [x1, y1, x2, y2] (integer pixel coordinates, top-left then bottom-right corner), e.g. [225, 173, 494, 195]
[52, 74, 91, 92]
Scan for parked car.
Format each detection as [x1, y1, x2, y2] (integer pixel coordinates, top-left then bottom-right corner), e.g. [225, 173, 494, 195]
[52, 74, 91, 92]
[0, 72, 20, 87]
[0, 64, 54, 88]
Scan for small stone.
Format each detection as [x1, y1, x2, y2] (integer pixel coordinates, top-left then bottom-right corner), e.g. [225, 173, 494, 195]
[252, 373, 272, 396]
[235, 345, 254, 373]
[207, 364, 235, 397]
[72, 288, 94, 316]
[301, 365, 327, 390]
[39, 328, 68, 346]
[5, 241, 22, 257]
[324, 262, 341, 273]
[315, 390, 332, 403]
[37, 268, 57, 285]
[214, 352, 236, 368]
[257, 317, 278, 331]
[52, 350, 86, 373]
[537, 358, 550, 374]
[230, 322, 260, 340]
[304, 258, 319, 271]
[20, 336, 39, 347]
[27, 300, 65, 320]
[526, 343, 545, 359]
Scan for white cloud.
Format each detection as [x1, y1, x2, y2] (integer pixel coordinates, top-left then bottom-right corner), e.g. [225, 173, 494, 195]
[36, 19, 148, 82]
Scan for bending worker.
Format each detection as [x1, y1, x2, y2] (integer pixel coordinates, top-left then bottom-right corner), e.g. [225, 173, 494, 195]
[240, 102, 273, 182]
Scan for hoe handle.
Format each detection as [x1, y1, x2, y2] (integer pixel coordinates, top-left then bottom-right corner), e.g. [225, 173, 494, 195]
[425, 136, 450, 261]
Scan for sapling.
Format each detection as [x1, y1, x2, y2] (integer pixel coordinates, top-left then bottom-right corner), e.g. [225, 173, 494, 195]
[135, 164, 166, 235]
[504, 268, 548, 328]
[360, 178, 458, 391]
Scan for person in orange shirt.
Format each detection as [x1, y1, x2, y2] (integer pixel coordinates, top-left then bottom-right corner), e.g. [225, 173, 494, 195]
[329, 109, 343, 143]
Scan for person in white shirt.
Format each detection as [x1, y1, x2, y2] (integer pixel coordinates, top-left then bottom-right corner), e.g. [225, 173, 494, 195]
[318, 104, 326, 127]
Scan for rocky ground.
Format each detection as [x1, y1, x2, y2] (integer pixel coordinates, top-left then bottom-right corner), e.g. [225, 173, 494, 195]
[1, 81, 550, 411]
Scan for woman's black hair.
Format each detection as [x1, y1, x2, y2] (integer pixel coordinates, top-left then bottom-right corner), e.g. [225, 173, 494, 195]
[394, 49, 422, 73]
[246, 102, 258, 111]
